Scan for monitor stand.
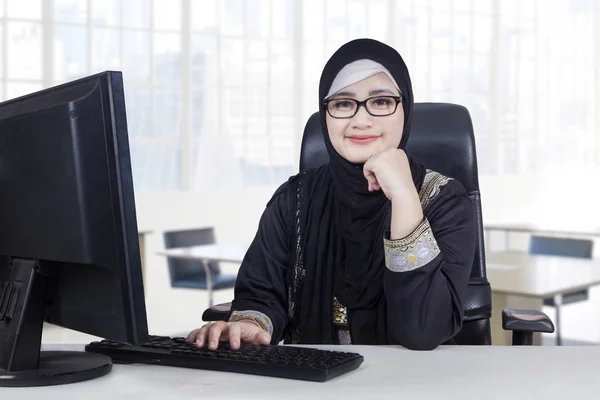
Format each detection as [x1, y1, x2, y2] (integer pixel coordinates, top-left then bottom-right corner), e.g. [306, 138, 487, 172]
[0, 258, 112, 387]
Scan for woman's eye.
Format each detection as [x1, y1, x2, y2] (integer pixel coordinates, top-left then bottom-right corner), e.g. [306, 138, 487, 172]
[334, 101, 353, 109]
[373, 98, 391, 106]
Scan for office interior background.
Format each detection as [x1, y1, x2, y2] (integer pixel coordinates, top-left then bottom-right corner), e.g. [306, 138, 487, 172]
[8, 0, 598, 344]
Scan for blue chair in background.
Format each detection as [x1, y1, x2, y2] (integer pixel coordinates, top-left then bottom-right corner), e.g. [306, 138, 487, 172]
[528, 235, 594, 345]
[164, 227, 237, 308]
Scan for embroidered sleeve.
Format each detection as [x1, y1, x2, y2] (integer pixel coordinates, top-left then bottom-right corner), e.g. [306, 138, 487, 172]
[228, 310, 274, 335]
[383, 219, 440, 272]
[419, 170, 452, 210]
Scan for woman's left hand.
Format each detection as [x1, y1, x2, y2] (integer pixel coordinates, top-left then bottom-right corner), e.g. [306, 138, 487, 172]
[363, 148, 417, 201]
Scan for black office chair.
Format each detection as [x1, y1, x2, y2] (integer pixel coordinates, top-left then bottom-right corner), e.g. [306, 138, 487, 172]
[164, 227, 237, 307]
[203, 103, 554, 345]
[529, 235, 593, 345]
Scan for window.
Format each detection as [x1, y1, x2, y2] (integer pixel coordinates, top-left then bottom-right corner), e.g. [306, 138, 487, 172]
[0, 0, 596, 194]
[300, 0, 598, 176]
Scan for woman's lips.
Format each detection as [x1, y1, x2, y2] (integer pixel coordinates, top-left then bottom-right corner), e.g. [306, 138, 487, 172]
[347, 136, 380, 144]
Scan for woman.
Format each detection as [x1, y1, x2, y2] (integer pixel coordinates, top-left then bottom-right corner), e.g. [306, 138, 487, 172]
[186, 38, 476, 350]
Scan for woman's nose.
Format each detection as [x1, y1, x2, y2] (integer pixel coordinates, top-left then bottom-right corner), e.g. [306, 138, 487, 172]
[351, 105, 374, 129]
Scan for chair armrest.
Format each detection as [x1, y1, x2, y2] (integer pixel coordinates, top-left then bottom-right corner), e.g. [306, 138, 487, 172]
[202, 302, 232, 322]
[502, 308, 555, 345]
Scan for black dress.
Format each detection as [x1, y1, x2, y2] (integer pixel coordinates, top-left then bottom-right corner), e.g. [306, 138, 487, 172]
[227, 38, 477, 350]
[228, 162, 476, 350]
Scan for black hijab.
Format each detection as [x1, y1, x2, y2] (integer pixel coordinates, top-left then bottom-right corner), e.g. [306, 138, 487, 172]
[289, 38, 426, 344]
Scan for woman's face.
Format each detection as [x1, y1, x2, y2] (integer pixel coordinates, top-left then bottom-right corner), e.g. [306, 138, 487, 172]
[325, 72, 404, 164]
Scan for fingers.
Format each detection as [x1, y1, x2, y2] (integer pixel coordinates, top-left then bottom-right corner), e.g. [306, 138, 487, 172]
[196, 324, 212, 347]
[186, 322, 228, 349]
[363, 156, 381, 190]
[207, 322, 227, 350]
[228, 322, 242, 350]
[235, 320, 271, 347]
[185, 328, 201, 343]
[197, 324, 212, 347]
[368, 181, 381, 192]
[363, 167, 378, 187]
[185, 321, 272, 351]
[364, 168, 380, 192]
[186, 325, 210, 347]
[255, 331, 272, 345]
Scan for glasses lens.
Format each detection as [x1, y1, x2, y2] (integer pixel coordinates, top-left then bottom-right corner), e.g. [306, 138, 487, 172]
[327, 99, 357, 118]
[366, 97, 397, 116]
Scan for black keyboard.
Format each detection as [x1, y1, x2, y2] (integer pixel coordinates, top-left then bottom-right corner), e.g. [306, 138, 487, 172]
[85, 335, 364, 382]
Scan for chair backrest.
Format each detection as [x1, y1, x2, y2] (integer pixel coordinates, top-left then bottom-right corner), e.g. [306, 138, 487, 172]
[163, 227, 220, 285]
[529, 235, 593, 259]
[299, 103, 491, 345]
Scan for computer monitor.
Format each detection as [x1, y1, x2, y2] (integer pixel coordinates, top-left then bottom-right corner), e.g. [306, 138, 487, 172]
[0, 71, 148, 387]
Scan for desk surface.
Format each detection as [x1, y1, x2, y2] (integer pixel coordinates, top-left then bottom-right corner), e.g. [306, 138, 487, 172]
[486, 252, 600, 297]
[6, 344, 599, 399]
[158, 243, 249, 263]
[484, 222, 600, 236]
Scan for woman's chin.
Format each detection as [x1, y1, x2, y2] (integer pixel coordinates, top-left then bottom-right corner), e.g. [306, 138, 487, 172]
[342, 151, 372, 164]
[341, 146, 381, 164]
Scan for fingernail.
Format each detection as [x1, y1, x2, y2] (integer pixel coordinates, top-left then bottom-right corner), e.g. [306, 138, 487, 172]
[209, 340, 216, 347]
[232, 341, 239, 348]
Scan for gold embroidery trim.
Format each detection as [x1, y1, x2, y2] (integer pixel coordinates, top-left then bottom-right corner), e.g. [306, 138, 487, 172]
[332, 296, 348, 327]
[418, 170, 452, 210]
[383, 219, 440, 272]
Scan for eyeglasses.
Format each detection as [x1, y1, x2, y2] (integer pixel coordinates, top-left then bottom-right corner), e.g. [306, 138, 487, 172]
[323, 95, 404, 119]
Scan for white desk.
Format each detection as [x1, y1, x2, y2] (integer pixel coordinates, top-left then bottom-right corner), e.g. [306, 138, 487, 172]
[484, 222, 600, 237]
[487, 252, 600, 345]
[5, 344, 600, 399]
[484, 222, 600, 251]
[487, 252, 600, 298]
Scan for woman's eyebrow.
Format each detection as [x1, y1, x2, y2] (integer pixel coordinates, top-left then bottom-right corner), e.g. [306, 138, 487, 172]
[329, 88, 397, 98]
[369, 88, 395, 95]
[330, 91, 356, 98]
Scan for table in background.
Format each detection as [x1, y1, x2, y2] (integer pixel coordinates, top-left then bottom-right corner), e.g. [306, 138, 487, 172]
[7, 343, 600, 399]
[486, 251, 600, 345]
[484, 223, 600, 251]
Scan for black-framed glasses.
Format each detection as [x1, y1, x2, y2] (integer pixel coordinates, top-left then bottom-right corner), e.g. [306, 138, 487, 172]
[323, 95, 404, 119]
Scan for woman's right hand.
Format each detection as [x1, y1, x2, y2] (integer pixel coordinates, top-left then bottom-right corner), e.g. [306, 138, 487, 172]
[185, 320, 271, 350]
